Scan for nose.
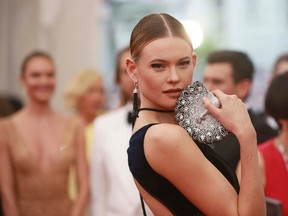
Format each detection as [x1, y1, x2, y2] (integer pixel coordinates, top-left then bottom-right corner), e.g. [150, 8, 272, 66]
[167, 67, 180, 83]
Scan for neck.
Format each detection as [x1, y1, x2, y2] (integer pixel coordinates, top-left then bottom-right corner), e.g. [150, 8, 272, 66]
[138, 107, 174, 113]
[278, 128, 288, 151]
[24, 101, 53, 116]
[137, 107, 176, 124]
[78, 112, 95, 126]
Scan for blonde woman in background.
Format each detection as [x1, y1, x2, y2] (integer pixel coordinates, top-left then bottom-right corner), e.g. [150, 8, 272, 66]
[64, 69, 106, 203]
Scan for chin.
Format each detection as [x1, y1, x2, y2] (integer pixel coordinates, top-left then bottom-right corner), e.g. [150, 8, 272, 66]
[32, 94, 53, 103]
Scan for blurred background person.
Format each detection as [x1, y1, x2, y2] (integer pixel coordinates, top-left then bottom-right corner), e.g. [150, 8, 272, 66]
[0, 51, 89, 216]
[114, 47, 135, 109]
[271, 53, 288, 77]
[64, 68, 107, 160]
[90, 46, 152, 216]
[64, 68, 106, 207]
[258, 72, 288, 215]
[203, 50, 278, 170]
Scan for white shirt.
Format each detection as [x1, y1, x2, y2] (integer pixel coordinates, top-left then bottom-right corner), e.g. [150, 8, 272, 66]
[90, 103, 152, 216]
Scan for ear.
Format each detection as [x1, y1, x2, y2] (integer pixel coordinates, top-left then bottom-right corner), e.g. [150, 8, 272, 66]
[126, 58, 138, 83]
[191, 52, 198, 71]
[235, 79, 252, 102]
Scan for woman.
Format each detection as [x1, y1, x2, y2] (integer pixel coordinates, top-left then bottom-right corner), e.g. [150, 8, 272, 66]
[126, 13, 265, 215]
[0, 51, 89, 216]
[64, 68, 106, 160]
[114, 46, 134, 108]
[64, 69, 106, 204]
[258, 72, 288, 215]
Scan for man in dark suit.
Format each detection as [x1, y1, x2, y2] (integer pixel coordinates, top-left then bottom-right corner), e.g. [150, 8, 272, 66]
[203, 50, 278, 170]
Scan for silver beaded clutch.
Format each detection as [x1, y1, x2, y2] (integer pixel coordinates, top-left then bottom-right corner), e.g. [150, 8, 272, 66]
[175, 81, 229, 144]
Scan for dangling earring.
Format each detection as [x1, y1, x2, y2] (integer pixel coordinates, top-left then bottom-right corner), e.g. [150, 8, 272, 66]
[131, 82, 139, 128]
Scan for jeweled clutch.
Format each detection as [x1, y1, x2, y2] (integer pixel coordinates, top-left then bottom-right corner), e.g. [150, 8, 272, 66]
[175, 81, 229, 144]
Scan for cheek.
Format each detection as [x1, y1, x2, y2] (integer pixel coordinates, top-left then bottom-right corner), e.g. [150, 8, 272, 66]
[80, 94, 93, 106]
[77, 96, 91, 112]
[183, 73, 193, 85]
[140, 76, 160, 98]
[49, 78, 56, 87]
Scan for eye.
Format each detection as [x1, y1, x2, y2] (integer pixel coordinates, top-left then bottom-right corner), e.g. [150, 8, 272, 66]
[31, 72, 40, 78]
[47, 72, 55, 78]
[151, 63, 165, 69]
[178, 60, 191, 68]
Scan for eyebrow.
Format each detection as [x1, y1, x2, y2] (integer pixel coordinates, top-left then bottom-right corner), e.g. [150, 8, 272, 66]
[150, 56, 191, 63]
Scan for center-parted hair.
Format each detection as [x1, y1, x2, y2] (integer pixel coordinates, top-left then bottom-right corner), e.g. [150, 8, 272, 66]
[130, 13, 193, 62]
[206, 50, 254, 83]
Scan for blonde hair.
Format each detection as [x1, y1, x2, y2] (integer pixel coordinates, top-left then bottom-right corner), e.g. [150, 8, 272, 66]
[64, 69, 104, 109]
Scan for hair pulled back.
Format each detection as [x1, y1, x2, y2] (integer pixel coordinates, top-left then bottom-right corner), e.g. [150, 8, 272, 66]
[130, 13, 193, 62]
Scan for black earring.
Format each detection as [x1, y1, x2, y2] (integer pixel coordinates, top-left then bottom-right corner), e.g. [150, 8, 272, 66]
[131, 82, 139, 128]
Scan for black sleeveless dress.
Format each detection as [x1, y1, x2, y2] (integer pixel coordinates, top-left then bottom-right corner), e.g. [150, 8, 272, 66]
[127, 124, 240, 216]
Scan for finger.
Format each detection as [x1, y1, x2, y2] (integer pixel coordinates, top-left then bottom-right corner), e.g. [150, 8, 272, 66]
[202, 96, 220, 117]
[209, 89, 226, 101]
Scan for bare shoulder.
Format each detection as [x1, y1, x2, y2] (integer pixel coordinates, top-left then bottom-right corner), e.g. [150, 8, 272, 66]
[0, 113, 19, 133]
[144, 123, 200, 170]
[145, 123, 190, 148]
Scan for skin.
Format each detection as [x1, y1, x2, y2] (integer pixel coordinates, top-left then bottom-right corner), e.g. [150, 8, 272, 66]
[0, 56, 89, 216]
[126, 36, 265, 215]
[275, 61, 288, 76]
[119, 50, 134, 101]
[203, 63, 251, 102]
[77, 79, 106, 125]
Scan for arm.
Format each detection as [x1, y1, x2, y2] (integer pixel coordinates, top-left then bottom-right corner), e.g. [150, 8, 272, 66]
[90, 120, 108, 216]
[0, 122, 20, 216]
[236, 151, 266, 187]
[70, 120, 89, 216]
[145, 91, 265, 216]
[204, 91, 265, 215]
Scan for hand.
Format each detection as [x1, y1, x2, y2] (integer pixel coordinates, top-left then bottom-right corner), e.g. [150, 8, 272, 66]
[202, 89, 254, 138]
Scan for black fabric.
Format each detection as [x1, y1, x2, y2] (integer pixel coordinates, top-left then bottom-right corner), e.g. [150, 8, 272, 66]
[128, 124, 239, 216]
[0, 197, 4, 216]
[212, 133, 240, 170]
[127, 111, 133, 124]
[248, 110, 278, 144]
[212, 109, 279, 171]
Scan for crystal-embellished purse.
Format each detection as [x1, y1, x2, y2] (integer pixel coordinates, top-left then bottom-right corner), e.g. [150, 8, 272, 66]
[175, 81, 229, 144]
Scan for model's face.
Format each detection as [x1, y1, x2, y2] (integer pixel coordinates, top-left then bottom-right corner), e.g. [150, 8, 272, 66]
[77, 79, 106, 117]
[136, 37, 196, 110]
[21, 57, 56, 103]
[119, 50, 134, 101]
[203, 63, 236, 95]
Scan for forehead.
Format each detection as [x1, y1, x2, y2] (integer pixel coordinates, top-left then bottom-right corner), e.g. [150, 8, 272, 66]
[25, 57, 54, 71]
[140, 37, 192, 61]
[276, 61, 288, 75]
[204, 63, 233, 80]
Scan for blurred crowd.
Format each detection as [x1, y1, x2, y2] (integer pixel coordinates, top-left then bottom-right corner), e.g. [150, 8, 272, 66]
[0, 47, 287, 216]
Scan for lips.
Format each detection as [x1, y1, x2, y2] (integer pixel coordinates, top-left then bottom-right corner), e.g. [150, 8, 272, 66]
[163, 88, 183, 97]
